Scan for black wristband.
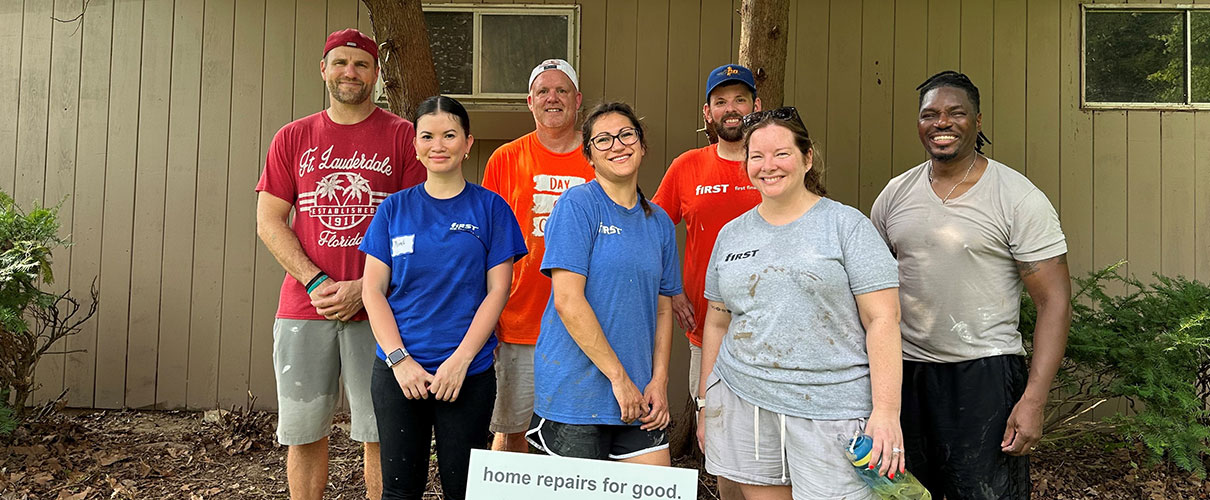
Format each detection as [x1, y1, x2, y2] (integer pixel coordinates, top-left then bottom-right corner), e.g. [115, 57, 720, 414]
[304, 271, 327, 290]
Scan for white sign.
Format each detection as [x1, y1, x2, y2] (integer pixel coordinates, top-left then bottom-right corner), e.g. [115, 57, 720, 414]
[466, 449, 697, 500]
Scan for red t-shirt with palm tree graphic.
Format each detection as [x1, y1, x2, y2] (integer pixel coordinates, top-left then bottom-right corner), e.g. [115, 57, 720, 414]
[255, 107, 425, 321]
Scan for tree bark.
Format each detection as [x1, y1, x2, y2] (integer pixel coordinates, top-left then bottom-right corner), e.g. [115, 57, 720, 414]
[738, 0, 790, 109]
[362, 0, 440, 120]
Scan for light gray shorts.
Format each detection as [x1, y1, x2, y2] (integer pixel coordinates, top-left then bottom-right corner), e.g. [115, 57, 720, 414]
[702, 373, 874, 500]
[273, 319, 378, 445]
[490, 341, 535, 434]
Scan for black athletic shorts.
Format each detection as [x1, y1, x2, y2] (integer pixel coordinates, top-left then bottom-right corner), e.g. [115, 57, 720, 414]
[901, 354, 1031, 500]
[525, 414, 669, 460]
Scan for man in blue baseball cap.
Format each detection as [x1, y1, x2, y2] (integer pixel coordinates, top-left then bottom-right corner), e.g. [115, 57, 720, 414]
[652, 63, 763, 500]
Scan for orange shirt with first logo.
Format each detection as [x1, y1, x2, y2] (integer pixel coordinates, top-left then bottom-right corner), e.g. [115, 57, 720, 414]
[482, 132, 594, 345]
[652, 143, 761, 346]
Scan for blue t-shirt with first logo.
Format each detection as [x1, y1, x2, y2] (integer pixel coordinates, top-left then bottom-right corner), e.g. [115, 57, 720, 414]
[359, 182, 527, 376]
[536, 180, 683, 425]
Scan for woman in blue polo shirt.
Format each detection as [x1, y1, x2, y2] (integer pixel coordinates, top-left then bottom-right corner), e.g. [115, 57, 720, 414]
[360, 95, 527, 500]
[526, 102, 683, 465]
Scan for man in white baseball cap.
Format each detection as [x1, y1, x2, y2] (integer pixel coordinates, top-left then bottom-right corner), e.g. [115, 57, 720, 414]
[481, 58, 594, 452]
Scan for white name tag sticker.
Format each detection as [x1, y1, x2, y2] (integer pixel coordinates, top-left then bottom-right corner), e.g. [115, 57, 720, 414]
[466, 449, 696, 500]
[390, 234, 414, 256]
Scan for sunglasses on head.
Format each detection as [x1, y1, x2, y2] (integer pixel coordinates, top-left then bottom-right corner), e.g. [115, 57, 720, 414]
[741, 106, 804, 130]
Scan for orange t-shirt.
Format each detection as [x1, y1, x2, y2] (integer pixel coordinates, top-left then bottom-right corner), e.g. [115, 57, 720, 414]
[651, 143, 761, 346]
[482, 132, 594, 345]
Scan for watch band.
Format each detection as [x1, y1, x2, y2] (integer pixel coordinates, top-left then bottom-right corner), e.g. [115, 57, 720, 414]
[695, 396, 706, 411]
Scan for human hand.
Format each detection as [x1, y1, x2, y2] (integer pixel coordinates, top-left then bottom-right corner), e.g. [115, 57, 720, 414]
[1001, 397, 1044, 456]
[392, 357, 433, 400]
[310, 279, 363, 321]
[430, 355, 471, 402]
[610, 377, 647, 424]
[638, 380, 670, 430]
[864, 408, 905, 478]
[670, 293, 696, 332]
[695, 408, 706, 454]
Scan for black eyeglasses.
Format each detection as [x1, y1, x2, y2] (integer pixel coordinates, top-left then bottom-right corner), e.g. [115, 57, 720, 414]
[741, 106, 804, 130]
[590, 127, 641, 151]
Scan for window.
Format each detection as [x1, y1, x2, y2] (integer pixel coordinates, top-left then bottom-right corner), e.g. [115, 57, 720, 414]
[423, 4, 579, 102]
[1083, 5, 1210, 108]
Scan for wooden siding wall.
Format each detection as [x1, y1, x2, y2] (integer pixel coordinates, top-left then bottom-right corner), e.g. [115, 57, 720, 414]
[5, 0, 1209, 411]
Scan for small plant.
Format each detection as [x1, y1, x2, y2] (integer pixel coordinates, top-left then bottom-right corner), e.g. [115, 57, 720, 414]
[1023, 262, 1210, 476]
[0, 191, 97, 424]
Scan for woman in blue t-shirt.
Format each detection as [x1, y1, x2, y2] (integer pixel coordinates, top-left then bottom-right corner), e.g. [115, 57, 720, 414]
[360, 96, 527, 500]
[526, 102, 683, 465]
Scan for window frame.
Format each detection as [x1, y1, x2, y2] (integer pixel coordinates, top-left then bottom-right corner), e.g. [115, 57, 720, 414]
[1082, 3, 1210, 110]
[423, 3, 580, 104]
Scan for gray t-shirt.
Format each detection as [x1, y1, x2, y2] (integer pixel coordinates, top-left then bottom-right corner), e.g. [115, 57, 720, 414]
[870, 158, 1067, 363]
[704, 198, 899, 419]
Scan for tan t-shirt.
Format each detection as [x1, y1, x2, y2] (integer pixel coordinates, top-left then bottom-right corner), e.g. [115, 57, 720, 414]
[870, 158, 1067, 363]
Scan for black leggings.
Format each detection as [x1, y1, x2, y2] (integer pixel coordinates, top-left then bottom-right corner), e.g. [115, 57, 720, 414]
[371, 362, 496, 500]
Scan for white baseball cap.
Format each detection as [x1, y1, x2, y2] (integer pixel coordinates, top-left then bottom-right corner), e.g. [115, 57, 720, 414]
[528, 58, 579, 91]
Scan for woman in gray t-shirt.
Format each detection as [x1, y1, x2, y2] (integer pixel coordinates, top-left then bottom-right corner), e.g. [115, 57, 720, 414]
[694, 107, 904, 499]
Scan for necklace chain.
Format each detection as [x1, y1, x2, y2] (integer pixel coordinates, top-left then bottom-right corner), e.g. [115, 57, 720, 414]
[929, 154, 979, 204]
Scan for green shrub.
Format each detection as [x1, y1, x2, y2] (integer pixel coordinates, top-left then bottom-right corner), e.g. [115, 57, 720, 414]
[1023, 262, 1210, 476]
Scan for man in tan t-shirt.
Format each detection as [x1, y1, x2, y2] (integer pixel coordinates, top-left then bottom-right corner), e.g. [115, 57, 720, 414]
[870, 70, 1072, 500]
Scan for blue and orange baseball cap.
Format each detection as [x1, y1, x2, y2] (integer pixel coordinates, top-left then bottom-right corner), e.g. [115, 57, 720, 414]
[705, 64, 757, 98]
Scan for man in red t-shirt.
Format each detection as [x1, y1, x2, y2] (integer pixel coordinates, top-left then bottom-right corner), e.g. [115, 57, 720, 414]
[481, 59, 594, 452]
[254, 29, 424, 500]
[651, 64, 762, 500]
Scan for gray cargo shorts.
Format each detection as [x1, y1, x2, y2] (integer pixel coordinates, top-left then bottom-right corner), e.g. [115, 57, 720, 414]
[273, 318, 379, 445]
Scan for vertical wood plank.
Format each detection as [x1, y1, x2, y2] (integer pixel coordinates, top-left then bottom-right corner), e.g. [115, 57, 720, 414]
[576, 0, 607, 106]
[326, 0, 357, 32]
[959, 0, 994, 157]
[824, 0, 862, 207]
[1091, 112, 1128, 276]
[893, 0, 928, 177]
[155, 0, 204, 410]
[1058, 0, 1093, 278]
[795, 0, 829, 169]
[65, 0, 114, 408]
[992, 0, 1026, 172]
[603, 0, 637, 103]
[95, 0, 144, 408]
[14, 0, 51, 207]
[124, 0, 174, 410]
[294, 0, 325, 117]
[250, 0, 298, 409]
[33, 0, 85, 404]
[1159, 112, 1195, 278]
[357, 0, 372, 36]
[1025, 0, 1060, 206]
[663, 0, 701, 163]
[219, 0, 268, 408]
[0, 4, 22, 192]
[634, 0, 669, 182]
[187, 0, 235, 409]
[926, 0, 960, 72]
[1126, 111, 1162, 280]
[857, 0, 894, 214]
[697, 0, 732, 148]
[1196, 113, 1210, 283]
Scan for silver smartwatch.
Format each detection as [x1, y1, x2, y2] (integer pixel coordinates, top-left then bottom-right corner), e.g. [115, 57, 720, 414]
[385, 347, 410, 367]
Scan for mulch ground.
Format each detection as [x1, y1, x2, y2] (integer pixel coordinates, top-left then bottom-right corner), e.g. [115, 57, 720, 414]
[1, 409, 1207, 499]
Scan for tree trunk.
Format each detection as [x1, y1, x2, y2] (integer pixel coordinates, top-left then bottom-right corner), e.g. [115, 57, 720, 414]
[362, 0, 440, 120]
[738, 0, 790, 109]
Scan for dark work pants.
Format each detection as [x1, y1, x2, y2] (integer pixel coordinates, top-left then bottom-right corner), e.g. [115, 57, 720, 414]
[371, 362, 496, 500]
[901, 355, 1032, 500]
